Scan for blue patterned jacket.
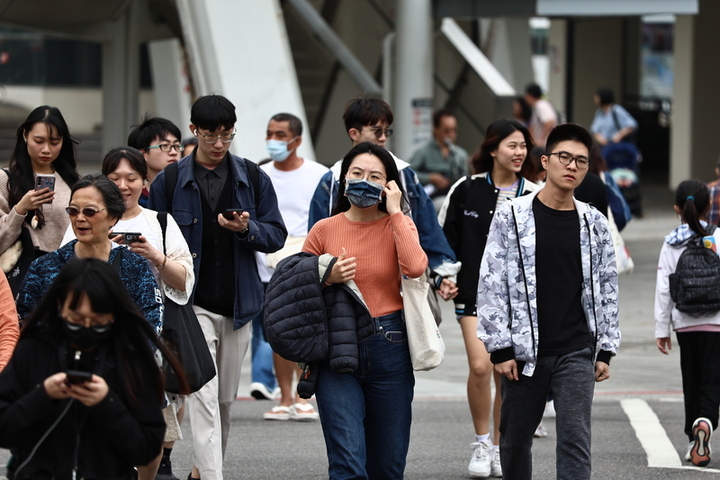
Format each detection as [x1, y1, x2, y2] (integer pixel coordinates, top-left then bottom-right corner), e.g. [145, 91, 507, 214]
[476, 189, 620, 376]
[17, 241, 164, 334]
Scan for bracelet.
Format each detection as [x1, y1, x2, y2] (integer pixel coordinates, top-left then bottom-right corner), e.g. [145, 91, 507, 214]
[156, 255, 167, 270]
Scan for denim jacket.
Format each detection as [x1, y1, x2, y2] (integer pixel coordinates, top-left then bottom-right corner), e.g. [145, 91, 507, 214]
[148, 153, 287, 329]
[308, 153, 459, 277]
[476, 190, 621, 376]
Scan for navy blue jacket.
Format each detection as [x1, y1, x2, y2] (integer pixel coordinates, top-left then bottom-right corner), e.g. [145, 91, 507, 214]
[149, 153, 287, 329]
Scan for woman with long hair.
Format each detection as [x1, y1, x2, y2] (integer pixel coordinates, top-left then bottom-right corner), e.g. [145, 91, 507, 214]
[0, 106, 80, 290]
[0, 258, 188, 479]
[438, 119, 539, 478]
[16, 174, 163, 334]
[655, 180, 720, 468]
[303, 141, 427, 479]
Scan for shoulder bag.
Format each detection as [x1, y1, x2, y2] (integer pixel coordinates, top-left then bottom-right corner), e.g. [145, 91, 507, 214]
[157, 212, 216, 393]
[402, 272, 445, 371]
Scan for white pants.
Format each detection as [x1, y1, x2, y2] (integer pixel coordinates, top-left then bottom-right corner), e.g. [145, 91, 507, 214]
[187, 305, 250, 480]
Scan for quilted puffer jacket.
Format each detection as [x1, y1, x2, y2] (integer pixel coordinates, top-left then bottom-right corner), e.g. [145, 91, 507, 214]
[263, 252, 373, 373]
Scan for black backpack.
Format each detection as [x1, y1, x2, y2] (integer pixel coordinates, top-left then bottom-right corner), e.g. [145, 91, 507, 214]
[669, 226, 720, 314]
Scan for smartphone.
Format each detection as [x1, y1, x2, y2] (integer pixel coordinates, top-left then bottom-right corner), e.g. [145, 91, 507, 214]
[222, 208, 240, 220]
[35, 174, 55, 204]
[109, 232, 143, 243]
[65, 370, 92, 385]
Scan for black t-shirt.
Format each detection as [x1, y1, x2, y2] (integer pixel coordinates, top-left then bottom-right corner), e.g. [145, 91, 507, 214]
[533, 196, 593, 356]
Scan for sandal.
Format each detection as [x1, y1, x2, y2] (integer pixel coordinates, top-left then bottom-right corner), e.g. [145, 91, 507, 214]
[263, 405, 291, 421]
[290, 402, 319, 421]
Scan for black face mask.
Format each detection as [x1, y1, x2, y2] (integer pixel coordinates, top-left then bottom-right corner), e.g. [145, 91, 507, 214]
[62, 319, 112, 350]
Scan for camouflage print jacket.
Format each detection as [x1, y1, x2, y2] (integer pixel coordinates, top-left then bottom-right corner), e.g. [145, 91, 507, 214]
[476, 189, 620, 377]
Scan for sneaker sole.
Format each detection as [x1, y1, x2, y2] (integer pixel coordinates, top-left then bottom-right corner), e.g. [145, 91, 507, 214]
[692, 419, 712, 467]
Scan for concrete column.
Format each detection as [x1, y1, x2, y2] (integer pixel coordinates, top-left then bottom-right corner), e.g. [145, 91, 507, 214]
[148, 39, 193, 137]
[486, 18, 535, 94]
[393, 0, 433, 159]
[547, 20, 568, 116]
[671, 0, 720, 187]
[101, 2, 140, 155]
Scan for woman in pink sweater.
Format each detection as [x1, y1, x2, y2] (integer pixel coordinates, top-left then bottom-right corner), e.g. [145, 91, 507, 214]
[304, 142, 427, 479]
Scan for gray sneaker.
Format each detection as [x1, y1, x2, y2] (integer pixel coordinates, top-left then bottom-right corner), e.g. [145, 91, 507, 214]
[468, 440, 492, 478]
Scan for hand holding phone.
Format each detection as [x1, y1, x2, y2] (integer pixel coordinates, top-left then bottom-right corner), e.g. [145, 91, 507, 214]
[222, 208, 239, 220]
[35, 174, 56, 204]
[109, 232, 143, 243]
[65, 370, 93, 385]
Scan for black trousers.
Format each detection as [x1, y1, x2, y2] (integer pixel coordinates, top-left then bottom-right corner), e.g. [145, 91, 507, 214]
[676, 331, 720, 441]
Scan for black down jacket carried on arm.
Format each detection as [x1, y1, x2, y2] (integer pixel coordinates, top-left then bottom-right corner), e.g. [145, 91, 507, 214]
[263, 252, 373, 373]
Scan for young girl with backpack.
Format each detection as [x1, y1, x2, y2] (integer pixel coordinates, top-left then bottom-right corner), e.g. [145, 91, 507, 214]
[655, 180, 720, 467]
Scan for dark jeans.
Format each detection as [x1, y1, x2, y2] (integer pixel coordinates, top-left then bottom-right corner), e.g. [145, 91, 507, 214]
[315, 311, 415, 480]
[676, 331, 720, 441]
[499, 348, 595, 480]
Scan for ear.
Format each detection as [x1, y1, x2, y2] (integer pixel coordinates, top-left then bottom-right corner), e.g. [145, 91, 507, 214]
[541, 155, 549, 169]
[673, 205, 683, 218]
[189, 124, 198, 136]
[291, 136, 302, 149]
[348, 128, 361, 144]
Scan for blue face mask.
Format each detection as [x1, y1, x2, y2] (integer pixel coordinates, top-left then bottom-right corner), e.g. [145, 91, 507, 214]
[345, 179, 384, 208]
[266, 139, 296, 162]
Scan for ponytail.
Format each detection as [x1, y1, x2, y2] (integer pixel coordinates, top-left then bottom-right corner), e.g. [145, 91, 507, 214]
[675, 180, 710, 236]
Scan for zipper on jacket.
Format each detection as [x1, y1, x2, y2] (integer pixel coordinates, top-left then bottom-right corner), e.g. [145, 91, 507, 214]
[511, 205, 536, 358]
[583, 214, 599, 359]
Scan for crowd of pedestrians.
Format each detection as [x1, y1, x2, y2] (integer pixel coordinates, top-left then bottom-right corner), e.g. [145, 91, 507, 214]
[2, 82, 718, 480]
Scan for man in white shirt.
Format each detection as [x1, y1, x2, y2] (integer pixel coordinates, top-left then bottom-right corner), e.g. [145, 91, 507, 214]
[524, 83, 559, 148]
[254, 113, 329, 422]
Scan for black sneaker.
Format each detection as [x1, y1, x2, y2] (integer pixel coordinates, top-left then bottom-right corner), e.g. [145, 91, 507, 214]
[155, 454, 180, 480]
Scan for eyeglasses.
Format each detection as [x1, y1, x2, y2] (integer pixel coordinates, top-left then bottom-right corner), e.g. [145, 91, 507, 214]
[347, 167, 387, 184]
[62, 316, 113, 331]
[365, 126, 393, 139]
[146, 143, 185, 153]
[66, 207, 107, 217]
[196, 129, 237, 144]
[548, 151, 590, 169]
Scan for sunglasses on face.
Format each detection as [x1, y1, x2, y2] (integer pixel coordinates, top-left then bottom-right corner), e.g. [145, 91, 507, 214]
[65, 207, 106, 217]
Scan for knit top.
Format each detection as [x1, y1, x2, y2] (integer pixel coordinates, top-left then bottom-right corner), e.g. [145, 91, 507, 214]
[304, 211, 427, 318]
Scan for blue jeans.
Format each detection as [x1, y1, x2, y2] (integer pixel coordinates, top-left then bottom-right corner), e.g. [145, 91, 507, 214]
[316, 311, 415, 480]
[250, 311, 276, 391]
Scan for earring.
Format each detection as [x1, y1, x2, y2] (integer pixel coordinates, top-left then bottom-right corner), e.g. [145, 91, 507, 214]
[23, 138, 27, 143]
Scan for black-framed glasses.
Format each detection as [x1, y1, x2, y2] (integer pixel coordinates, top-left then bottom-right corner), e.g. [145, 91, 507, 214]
[197, 129, 237, 144]
[66, 207, 106, 217]
[146, 143, 184, 153]
[548, 151, 590, 169]
[366, 126, 393, 139]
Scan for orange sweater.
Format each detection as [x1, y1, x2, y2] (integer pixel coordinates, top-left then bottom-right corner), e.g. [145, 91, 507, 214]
[304, 212, 427, 318]
[0, 271, 18, 371]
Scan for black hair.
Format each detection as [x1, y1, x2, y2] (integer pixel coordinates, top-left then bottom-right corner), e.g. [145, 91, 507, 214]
[71, 174, 126, 222]
[545, 123, 593, 158]
[675, 180, 711, 237]
[596, 88, 615, 106]
[101, 146, 148, 181]
[432, 109, 456, 129]
[514, 96, 532, 123]
[8, 106, 80, 228]
[471, 119, 535, 181]
[190, 95, 237, 132]
[182, 137, 198, 147]
[343, 96, 394, 134]
[269, 113, 303, 137]
[525, 83, 542, 99]
[127, 114, 182, 150]
[21, 258, 189, 402]
[332, 142, 406, 215]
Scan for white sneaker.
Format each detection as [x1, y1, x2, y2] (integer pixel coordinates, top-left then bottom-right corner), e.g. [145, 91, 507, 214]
[468, 440, 492, 478]
[490, 448, 502, 478]
[544, 400, 556, 419]
[686, 441, 695, 461]
[534, 422, 548, 438]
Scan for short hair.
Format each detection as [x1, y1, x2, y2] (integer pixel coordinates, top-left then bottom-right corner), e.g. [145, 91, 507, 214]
[432, 109, 456, 129]
[71, 173, 126, 222]
[545, 124, 593, 157]
[269, 113, 303, 137]
[525, 83, 543, 99]
[332, 142, 406, 215]
[101, 146, 148, 181]
[343, 96, 394, 133]
[190, 95, 237, 131]
[182, 137, 198, 147]
[127, 114, 182, 150]
[595, 88, 615, 106]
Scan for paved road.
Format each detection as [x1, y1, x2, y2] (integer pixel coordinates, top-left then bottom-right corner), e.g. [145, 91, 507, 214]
[4, 183, 719, 479]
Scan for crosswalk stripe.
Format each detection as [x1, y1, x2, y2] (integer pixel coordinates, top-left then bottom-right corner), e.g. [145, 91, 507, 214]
[621, 398, 682, 468]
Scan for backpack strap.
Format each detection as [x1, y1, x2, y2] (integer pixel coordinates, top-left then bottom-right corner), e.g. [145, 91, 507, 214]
[164, 161, 179, 214]
[611, 105, 622, 133]
[157, 211, 168, 255]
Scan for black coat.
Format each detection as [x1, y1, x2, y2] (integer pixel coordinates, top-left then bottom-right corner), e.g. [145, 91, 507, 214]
[264, 252, 373, 373]
[0, 326, 165, 480]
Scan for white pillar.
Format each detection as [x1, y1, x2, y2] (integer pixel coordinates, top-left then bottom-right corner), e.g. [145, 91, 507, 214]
[148, 39, 193, 138]
[393, 0, 433, 160]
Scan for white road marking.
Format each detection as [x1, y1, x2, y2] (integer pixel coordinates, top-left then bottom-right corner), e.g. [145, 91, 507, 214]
[621, 398, 720, 473]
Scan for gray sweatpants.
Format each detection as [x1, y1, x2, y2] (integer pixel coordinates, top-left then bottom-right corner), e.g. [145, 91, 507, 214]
[499, 347, 595, 480]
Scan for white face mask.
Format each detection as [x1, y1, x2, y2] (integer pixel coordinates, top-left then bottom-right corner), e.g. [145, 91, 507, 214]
[266, 138, 297, 162]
